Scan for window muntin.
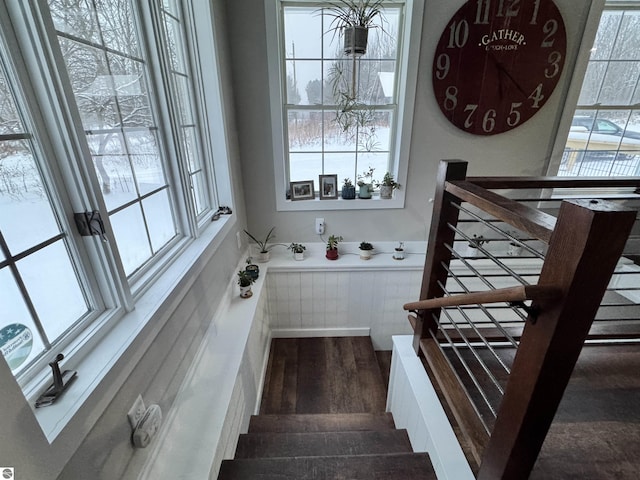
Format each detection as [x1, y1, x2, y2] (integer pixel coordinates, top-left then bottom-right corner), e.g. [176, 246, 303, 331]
[281, 2, 403, 194]
[0, 53, 90, 376]
[560, 4, 640, 177]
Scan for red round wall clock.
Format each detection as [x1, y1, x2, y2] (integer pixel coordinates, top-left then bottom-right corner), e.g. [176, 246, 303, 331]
[432, 0, 567, 135]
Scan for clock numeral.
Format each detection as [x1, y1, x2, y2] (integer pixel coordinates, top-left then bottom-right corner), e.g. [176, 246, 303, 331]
[435, 53, 450, 80]
[444, 86, 458, 111]
[530, 0, 541, 24]
[447, 20, 469, 48]
[464, 104, 478, 128]
[482, 109, 497, 133]
[507, 102, 523, 127]
[529, 84, 544, 108]
[475, 0, 490, 24]
[541, 19, 558, 47]
[545, 51, 562, 78]
[497, 0, 521, 18]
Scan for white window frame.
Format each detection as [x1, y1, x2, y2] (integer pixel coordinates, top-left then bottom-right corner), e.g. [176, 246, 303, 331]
[265, 0, 424, 211]
[1, 0, 234, 441]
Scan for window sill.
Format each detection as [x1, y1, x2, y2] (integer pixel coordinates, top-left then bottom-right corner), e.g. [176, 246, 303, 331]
[26, 215, 236, 443]
[275, 194, 406, 211]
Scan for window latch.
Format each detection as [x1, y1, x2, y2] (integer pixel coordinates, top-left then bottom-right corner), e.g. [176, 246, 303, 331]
[35, 353, 77, 408]
[74, 210, 107, 242]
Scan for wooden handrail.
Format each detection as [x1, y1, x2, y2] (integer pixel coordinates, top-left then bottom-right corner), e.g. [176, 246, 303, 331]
[403, 285, 559, 312]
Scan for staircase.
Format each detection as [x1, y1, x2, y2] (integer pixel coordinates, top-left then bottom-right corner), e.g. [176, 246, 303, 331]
[218, 337, 437, 479]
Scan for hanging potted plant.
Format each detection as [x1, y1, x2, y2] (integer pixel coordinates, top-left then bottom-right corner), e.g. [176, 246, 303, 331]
[237, 270, 255, 298]
[376, 172, 401, 199]
[342, 178, 356, 199]
[323, 0, 386, 57]
[358, 241, 374, 260]
[326, 234, 343, 260]
[507, 232, 524, 256]
[357, 166, 375, 199]
[244, 227, 277, 262]
[393, 241, 405, 260]
[288, 242, 306, 261]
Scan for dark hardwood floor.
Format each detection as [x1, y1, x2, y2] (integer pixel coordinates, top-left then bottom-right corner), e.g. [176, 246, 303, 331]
[260, 336, 388, 415]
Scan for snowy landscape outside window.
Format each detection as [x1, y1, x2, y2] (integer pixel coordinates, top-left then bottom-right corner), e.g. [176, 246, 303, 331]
[0, 0, 225, 384]
[560, 1, 640, 177]
[0, 44, 91, 377]
[282, 2, 403, 195]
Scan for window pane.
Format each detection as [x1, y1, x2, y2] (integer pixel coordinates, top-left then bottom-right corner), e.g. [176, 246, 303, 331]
[49, 0, 101, 44]
[324, 152, 356, 182]
[127, 131, 167, 198]
[611, 11, 640, 60]
[284, 7, 322, 59]
[110, 203, 152, 276]
[0, 75, 23, 134]
[290, 152, 322, 185]
[598, 61, 640, 105]
[142, 189, 175, 253]
[93, 0, 140, 58]
[0, 268, 46, 374]
[18, 241, 89, 342]
[88, 131, 137, 209]
[288, 110, 323, 150]
[286, 60, 321, 105]
[0, 143, 59, 254]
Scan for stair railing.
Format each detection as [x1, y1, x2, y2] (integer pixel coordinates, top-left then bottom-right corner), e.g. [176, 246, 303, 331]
[405, 159, 638, 479]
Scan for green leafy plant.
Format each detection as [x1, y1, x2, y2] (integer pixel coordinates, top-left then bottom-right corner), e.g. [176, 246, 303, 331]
[237, 270, 255, 287]
[359, 241, 373, 250]
[468, 234, 488, 249]
[343, 178, 354, 187]
[326, 235, 343, 250]
[322, 0, 387, 34]
[244, 227, 276, 253]
[288, 242, 306, 254]
[357, 166, 376, 187]
[376, 172, 401, 190]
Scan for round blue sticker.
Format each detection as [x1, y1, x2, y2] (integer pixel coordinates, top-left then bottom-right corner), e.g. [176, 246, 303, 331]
[0, 323, 33, 370]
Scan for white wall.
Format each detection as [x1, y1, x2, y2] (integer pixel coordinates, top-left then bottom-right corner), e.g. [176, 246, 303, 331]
[227, 0, 596, 244]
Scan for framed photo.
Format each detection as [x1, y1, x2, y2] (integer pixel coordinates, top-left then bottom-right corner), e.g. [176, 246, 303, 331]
[319, 174, 338, 200]
[290, 180, 315, 201]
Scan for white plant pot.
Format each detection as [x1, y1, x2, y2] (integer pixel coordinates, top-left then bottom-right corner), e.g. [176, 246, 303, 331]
[239, 285, 252, 298]
[393, 249, 405, 260]
[380, 185, 393, 199]
[508, 243, 523, 256]
[294, 252, 304, 261]
[254, 250, 271, 263]
[359, 249, 373, 260]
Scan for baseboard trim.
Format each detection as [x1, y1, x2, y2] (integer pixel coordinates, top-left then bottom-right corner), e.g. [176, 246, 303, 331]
[271, 327, 371, 338]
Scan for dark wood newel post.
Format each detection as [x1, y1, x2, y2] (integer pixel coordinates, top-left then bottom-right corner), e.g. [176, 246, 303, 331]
[413, 160, 468, 354]
[478, 199, 636, 480]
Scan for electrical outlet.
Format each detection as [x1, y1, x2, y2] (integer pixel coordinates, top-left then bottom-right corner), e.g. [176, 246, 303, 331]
[128, 394, 146, 429]
[315, 218, 325, 235]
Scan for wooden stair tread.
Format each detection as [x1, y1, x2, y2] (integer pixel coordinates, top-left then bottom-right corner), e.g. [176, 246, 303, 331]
[234, 429, 413, 459]
[248, 412, 396, 433]
[218, 453, 438, 480]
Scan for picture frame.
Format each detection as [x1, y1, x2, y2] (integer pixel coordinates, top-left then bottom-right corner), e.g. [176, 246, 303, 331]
[319, 174, 338, 200]
[290, 180, 315, 201]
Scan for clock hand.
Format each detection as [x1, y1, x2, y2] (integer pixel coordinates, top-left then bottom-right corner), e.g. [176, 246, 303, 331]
[495, 60, 528, 98]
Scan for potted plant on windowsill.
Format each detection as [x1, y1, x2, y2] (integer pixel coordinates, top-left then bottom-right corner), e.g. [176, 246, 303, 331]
[244, 227, 277, 262]
[357, 166, 375, 199]
[377, 171, 400, 199]
[237, 270, 255, 298]
[507, 232, 524, 257]
[466, 234, 488, 259]
[358, 241, 374, 260]
[326, 234, 343, 260]
[342, 178, 356, 199]
[393, 241, 405, 260]
[288, 242, 306, 261]
[245, 257, 259, 280]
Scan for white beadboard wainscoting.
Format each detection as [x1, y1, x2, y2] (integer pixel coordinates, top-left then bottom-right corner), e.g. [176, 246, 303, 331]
[388, 335, 475, 480]
[139, 242, 435, 479]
